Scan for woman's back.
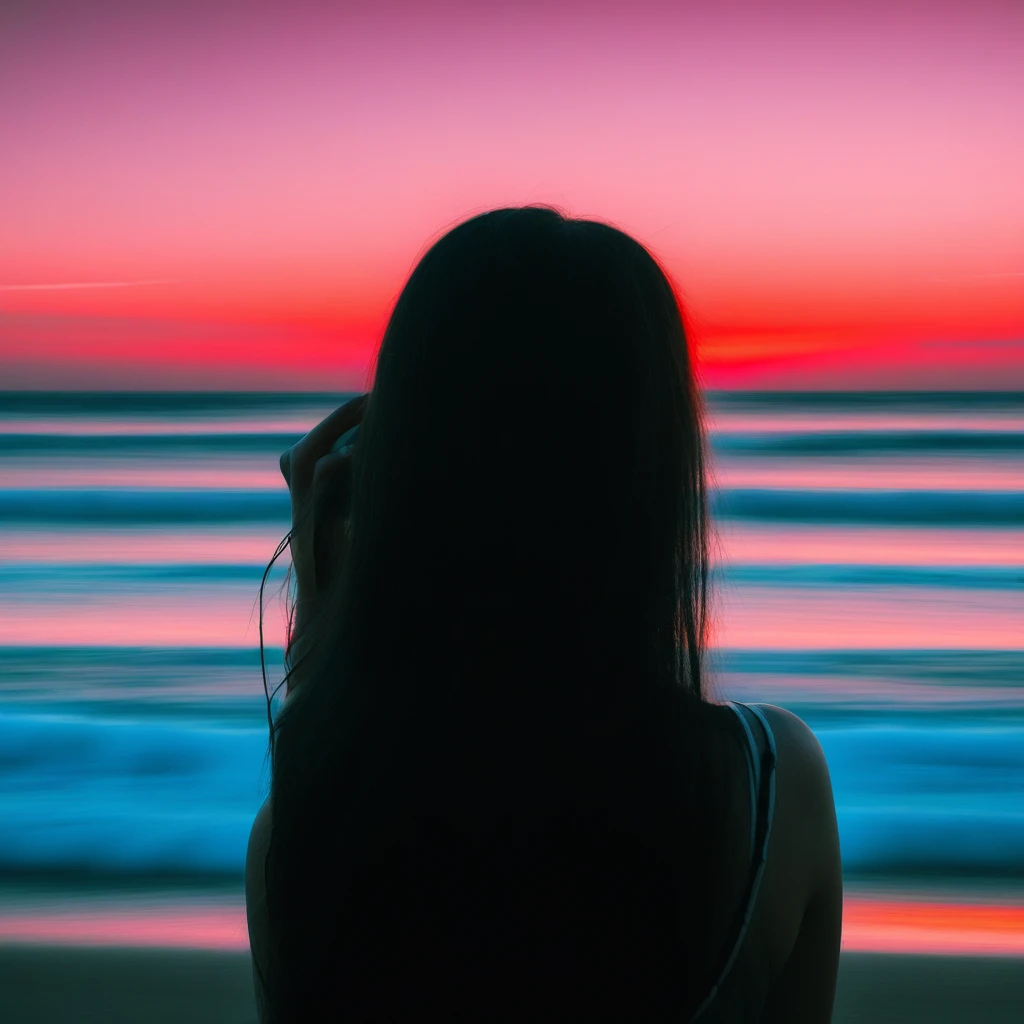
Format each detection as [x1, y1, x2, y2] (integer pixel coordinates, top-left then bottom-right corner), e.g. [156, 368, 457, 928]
[247, 699, 842, 1021]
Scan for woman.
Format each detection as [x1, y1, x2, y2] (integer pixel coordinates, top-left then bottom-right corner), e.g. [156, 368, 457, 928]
[247, 205, 842, 1021]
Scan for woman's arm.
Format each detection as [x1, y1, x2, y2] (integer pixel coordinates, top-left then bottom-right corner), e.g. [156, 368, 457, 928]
[245, 797, 273, 1023]
[758, 706, 843, 1023]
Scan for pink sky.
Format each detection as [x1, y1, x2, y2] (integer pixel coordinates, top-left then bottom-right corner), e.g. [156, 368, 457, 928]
[1, 0, 1021, 389]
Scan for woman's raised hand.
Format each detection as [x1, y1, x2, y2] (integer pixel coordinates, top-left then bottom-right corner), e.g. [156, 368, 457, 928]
[279, 393, 368, 690]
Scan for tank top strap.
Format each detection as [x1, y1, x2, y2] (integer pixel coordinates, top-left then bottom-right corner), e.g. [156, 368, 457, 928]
[689, 702, 778, 1022]
[725, 701, 761, 860]
[744, 703, 778, 854]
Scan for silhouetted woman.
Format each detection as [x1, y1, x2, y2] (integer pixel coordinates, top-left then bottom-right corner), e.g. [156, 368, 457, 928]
[247, 205, 842, 1021]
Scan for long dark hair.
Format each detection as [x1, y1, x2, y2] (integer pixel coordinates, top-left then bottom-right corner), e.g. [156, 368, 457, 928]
[257, 205, 732, 1020]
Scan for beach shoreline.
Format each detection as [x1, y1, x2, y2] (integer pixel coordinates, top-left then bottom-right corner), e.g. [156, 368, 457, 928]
[1, 874, 1022, 1022]
[0, 944, 1022, 1023]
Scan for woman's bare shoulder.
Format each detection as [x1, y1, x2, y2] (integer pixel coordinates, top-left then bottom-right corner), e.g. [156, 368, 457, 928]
[751, 705, 843, 1021]
[755, 704, 835, 826]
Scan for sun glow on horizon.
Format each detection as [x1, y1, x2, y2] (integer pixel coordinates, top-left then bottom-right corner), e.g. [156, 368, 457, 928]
[0, 0, 1021, 390]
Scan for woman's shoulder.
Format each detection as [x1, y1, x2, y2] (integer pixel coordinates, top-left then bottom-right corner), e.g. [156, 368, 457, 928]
[696, 701, 842, 1021]
[740, 704, 841, 979]
[752, 704, 835, 830]
[747, 705, 843, 1018]
[730, 703, 836, 880]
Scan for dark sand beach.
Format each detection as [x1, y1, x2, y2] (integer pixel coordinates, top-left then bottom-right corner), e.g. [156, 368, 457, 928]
[0, 945, 1021, 1023]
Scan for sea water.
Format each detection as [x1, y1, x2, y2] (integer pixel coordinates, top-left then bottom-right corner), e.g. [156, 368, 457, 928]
[0, 390, 1021, 882]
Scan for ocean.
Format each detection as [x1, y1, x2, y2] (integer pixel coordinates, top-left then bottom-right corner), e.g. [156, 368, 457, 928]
[0, 390, 1021, 885]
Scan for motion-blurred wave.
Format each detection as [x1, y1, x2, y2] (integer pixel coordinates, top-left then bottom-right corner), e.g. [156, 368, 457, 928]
[0, 390, 1020, 883]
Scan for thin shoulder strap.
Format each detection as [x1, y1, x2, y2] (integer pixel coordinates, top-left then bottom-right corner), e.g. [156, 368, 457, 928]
[745, 703, 778, 814]
[690, 702, 778, 1022]
[743, 702, 778, 889]
[725, 701, 760, 861]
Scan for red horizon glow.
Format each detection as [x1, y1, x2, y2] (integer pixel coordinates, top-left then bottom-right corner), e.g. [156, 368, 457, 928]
[840, 896, 1024, 957]
[1, 1, 1021, 390]
[0, 893, 1021, 957]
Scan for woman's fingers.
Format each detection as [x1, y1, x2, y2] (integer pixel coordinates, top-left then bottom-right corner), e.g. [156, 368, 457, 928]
[310, 451, 354, 592]
[290, 449, 354, 602]
[281, 393, 368, 617]
[287, 394, 367, 477]
[280, 393, 367, 489]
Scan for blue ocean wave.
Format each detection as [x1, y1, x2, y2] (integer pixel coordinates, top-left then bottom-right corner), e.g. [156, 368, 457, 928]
[818, 726, 1024, 874]
[0, 488, 290, 523]
[712, 648, 1024, 685]
[0, 647, 284, 726]
[0, 711, 269, 874]
[2, 562, 1021, 592]
[3, 428, 1021, 459]
[0, 433, 304, 455]
[1, 391, 1021, 885]
[0, 710, 1021, 877]
[0, 645, 280, 678]
[2, 647, 1022, 723]
[719, 564, 1024, 590]
[711, 488, 1024, 525]
[3, 389, 1019, 416]
[705, 391, 1024, 413]
[711, 430, 1023, 455]
[0, 563, 289, 593]
[0, 391, 353, 417]
[2, 487, 1021, 525]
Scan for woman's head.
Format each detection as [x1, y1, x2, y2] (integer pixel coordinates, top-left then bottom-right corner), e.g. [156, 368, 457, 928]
[319, 204, 707, 700]
[260, 204, 719, 1020]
